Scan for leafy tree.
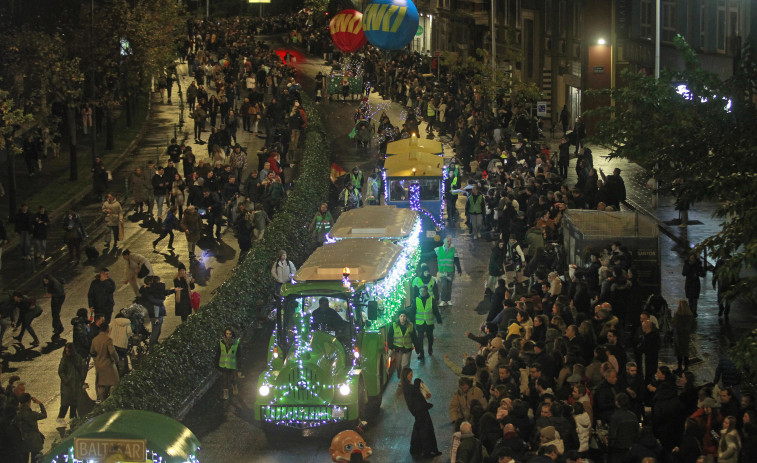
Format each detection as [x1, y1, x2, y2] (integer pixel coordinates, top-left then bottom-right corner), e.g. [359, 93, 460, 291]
[590, 35, 757, 302]
[0, 86, 35, 219]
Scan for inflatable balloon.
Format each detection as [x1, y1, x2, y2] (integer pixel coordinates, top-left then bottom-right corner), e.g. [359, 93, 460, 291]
[361, 0, 419, 51]
[329, 9, 367, 53]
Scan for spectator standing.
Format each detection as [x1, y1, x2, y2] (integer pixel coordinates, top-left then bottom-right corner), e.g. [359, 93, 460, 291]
[713, 254, 734, 320]
[42, 274, 66, 339]
[14, 203, 33, 260]
[56, 343, 84, 425]
[682, 253, 705, 317]
[87, 268, 116, 323]
[672, 299, 694, 373]
[270, 250, 296, 297]
[152, 166, 170, 219]
[180, 205, 203, 259]
[71, 308, 92, 363]
[61, 210, 86, 263]
[101, 193, 123, 249]
[90, 322, 120, 402]
[31, 206, 49, 262]
[12, 393, 47, 463]
[401, 367, 442, 458]
[173, 263, 195, 322]
[110, 313, 132, 378]
[122, 249, 154, 296]
[129, 167, 150, 215]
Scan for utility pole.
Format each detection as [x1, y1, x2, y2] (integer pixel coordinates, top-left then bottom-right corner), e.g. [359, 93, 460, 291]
[490, 0, 496, 74]
[654, 0, 660, 79]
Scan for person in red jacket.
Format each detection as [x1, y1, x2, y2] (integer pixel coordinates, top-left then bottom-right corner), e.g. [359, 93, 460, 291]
[690, 397, 723, 457]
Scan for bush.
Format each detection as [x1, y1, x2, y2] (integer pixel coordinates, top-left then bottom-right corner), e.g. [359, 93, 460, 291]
[72, 95, 329, 424]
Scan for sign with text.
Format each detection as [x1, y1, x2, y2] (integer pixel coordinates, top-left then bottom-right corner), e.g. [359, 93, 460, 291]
[248, 0, 271, 3]
[593, 66, 605, 74]
[74, 437, 147, 461]
[536, 101, 547, 117]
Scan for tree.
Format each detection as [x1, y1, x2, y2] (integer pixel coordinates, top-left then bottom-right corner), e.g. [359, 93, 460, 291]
[589, 35, 757, 303]
[0, 86, 35, 220]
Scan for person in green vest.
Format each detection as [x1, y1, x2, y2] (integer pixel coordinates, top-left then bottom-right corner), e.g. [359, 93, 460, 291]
[412, 285, 442, 360]
[465, 185, 485, 239]
[349, 166, 364, 197]
[366, 173, 380, 205]
[218, 327, 242, 399]
[311, 203, 333, 245]
[426, 97, 437, 135]
[388, 310, 419, 379]
[339, 182, 362, 210]
[434, 235, 462, 306]
[445, 159, 461, 225]
[412, 263, 439, 301]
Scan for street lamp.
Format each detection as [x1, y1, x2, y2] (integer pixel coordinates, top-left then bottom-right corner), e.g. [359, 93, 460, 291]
[597, 38, 606, 45]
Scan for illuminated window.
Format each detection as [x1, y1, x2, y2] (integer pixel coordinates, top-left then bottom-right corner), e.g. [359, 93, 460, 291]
[389, 179, 440, 202]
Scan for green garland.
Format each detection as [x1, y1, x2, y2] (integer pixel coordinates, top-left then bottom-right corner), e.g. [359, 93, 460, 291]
[70, 95, 329, 425]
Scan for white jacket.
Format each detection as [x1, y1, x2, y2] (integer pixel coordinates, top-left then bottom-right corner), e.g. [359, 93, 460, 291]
[575, 411, 592, 452]
[110, 317, 133, 350]
[271, 259, 296, 284]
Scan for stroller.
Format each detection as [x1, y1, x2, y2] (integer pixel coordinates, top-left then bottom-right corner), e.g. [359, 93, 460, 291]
[120, 303, 151, 367]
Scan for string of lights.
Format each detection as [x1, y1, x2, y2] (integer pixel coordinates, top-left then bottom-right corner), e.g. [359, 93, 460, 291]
[47, 446, 200, 463]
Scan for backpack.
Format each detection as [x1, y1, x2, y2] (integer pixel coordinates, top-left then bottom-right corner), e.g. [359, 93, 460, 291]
[298, 107, 308, 128]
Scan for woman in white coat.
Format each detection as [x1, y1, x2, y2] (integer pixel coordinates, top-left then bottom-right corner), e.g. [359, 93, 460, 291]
[270, 249, 296, 297]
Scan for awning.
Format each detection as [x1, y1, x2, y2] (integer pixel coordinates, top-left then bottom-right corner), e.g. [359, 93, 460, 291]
[384, 150, 444, 177]
[43, 410, 201, 463]
[386, 133, 444, 156]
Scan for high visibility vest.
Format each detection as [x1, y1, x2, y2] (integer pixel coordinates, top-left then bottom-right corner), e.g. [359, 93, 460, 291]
[449, 166, 460, 194]
[415, 297, 435, 326]
[315, 212, 333, 233]
[219, 339, 239, 370]
[412, 276, 436, 298]
[468, 194, 483, 214]
[349, 172, 363, 189]
[393, 322, 415, 349]
[427, 104, 436, 118]
[436, 246, 456, 273]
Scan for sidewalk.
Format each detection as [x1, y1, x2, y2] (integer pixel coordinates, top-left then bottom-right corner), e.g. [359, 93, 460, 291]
[0, 63, 267, 453]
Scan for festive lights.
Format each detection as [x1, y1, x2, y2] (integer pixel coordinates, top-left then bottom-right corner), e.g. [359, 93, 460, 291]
[47, 446, 200, 463]
[256, 218, 422, 429]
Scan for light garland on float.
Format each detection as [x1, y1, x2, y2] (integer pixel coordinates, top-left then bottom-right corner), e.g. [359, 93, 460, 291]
[408, 182, 445, 230]
[48, 447, 201, 463]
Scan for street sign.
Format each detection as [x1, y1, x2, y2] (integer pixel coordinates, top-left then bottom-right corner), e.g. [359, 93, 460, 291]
[593, 66, 605, 74]
[74, 437, 147, 461]
[536, 101, 547, 117]
[248, 0, 271, 3]
[416, 25, 423, 36]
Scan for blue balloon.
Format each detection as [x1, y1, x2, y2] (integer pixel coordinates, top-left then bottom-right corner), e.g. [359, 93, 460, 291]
[361, 0, 419, 51]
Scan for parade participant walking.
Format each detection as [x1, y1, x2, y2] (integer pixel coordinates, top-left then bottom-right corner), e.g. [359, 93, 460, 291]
[12, 292, 42, 346]
[412, 263, 439, 301]
[88, 268, 116, 323]
[400, 367, 442, 458]
[465, 185, 485, 239]
[56, 343, 84, 425]
[218, 327, 241, 399]
[434, 235, 462, 306]
[174, 264, 195, 323]
[271, 250, 296, 298]
[42, 274, 66, 339]
[101, 193, 123, 249]
[152, 206, 180, 250]
[122, 249, 154, 296]
[62, 209, 86, 263]
[682, 253, 705, 317]
[90, 322, 119, 402]
[413, 285, 442, 360]
[339, 182, 361, 210]
[388, 311, 418, 379]
[311, 203, 333, 245]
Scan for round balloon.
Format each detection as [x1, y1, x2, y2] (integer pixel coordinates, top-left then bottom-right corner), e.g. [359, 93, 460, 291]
[330, 10, 367, 53]
[361, 0, 419, 51]
[330, 9, 367, 53]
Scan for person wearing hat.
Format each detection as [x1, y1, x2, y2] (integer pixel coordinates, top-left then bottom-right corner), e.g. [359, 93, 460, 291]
[691, 396, 724, 457]
[12, 392, 46, 462]
[412, 263, 438, 301]
[538, 425, 565, 454]
[387, 311, 418, 380]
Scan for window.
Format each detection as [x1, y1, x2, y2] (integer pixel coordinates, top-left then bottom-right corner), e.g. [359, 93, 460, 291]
[572, 2, 582, 39]
[661, 1, 677, 43]
[640, 0, 653, 39]
[388, 179, 440, 202]
[559, 0, 566, 38]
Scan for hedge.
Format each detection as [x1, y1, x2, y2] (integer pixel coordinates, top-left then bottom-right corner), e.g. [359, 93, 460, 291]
[70, 94, 329, 425]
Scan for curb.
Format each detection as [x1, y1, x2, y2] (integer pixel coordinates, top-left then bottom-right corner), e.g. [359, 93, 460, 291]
[3, 95, 155, 292]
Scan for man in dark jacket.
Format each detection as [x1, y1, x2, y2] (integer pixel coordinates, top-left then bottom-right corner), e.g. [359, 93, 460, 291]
[639, 320, 660, 384]
[42, 274, 66, 339]
[15, 203, 34, 260]
[87, 268, 116, 322]
[151, 166, 170, 219]
[71, 308, 92, 360]
[200, 189, 224, 239]
[456, 421, 483, 463]
[608, 393, 639, 463]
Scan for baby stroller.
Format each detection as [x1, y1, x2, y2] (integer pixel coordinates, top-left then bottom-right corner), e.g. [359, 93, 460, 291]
[121, 303, 151, 366]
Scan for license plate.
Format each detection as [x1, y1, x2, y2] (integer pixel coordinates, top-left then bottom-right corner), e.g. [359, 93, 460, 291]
[332, 407, 345, 418]
[426, 230, 437, 238]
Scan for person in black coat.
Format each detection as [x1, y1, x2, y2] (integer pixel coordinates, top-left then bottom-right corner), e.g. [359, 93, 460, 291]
[173, 264, 195, 323]
[400, 368, 441, 459]
[682, 254, 705, 317]
[651, 379, 685, 450]
[672, 418, 704, 463]
[87, 268, 116, 322]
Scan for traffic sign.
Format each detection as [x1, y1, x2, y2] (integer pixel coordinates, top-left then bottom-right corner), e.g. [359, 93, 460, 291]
[537, 101, 547, 117]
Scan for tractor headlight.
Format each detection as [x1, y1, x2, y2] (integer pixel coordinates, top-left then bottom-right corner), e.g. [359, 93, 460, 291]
[259, 385, 271, 397]
[339, 384, 351, 396]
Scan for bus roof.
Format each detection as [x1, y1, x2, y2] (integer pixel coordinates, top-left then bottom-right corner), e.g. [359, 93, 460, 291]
[329, 206, 419, 240]
[386, 134, 444, 156]
[384, 151, 444, 177]
[294, 239, 402, 282]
